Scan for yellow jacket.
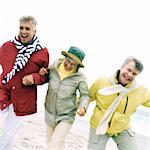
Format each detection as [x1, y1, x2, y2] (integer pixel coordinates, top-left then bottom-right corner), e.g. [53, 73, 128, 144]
[89, 73, 150, 136]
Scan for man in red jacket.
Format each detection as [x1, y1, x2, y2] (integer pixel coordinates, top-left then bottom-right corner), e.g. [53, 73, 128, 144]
[0, 16, 49, 150]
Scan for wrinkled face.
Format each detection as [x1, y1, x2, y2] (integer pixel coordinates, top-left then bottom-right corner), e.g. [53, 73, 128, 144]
[63, 57, 78, 71]
[19, 21, 36, 44]
[119, 61, 139, 85]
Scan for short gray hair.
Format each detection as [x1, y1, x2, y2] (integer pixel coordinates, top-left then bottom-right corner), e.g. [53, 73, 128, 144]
[19, 16, 37, 27]
[123, 56, 144, 73]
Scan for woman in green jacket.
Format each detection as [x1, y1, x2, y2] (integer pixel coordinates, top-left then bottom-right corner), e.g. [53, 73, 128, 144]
[39, 46, 89, 150]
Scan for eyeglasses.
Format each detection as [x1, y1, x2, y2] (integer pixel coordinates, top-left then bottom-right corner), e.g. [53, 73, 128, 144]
[65, 57, 78, 67]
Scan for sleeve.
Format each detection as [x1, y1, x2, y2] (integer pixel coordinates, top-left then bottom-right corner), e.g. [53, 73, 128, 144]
[78, 77, 89, 111]
[89, 78, 101, 102]
[142, 88, 150, 107]
[32, 48, 49, 85]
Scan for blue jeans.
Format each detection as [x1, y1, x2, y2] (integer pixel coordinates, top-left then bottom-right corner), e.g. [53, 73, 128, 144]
[88, 127, 140, 150]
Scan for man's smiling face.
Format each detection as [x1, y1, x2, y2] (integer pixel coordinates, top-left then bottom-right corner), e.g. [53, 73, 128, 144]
[119, 60, 139, 86]
[19, 21, 36, 44]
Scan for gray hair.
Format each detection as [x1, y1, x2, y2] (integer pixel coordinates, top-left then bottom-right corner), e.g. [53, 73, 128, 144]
[19, 16, 37, 27]
[123, 56, 144, 73]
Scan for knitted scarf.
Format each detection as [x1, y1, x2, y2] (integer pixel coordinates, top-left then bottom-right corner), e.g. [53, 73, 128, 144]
[2, 36, 45, 85]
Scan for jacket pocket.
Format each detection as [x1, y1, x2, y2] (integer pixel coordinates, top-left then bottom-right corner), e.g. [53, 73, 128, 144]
[0, 87, 11, 110]
[107, 112, 129, 135]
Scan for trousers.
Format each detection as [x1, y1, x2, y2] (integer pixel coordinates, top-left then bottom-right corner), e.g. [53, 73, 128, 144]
[46, 121, 72, 150]
[88, 127, 140, 150]
[0, 104, 23, 150]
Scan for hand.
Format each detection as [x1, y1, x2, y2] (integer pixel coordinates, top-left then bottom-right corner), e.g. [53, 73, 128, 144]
[77, 108, 86, 116]
[22, 74, 34, 86]
[39, 67, 48, 76]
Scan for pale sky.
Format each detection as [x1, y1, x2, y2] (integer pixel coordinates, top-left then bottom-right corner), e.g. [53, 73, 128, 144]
[1, 0, 150, 86]
[1, 0, 150, 100]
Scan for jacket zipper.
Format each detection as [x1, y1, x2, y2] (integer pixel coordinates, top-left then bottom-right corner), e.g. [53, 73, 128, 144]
[54, 69, 61, 118]
[108, 93, 119, 127]
[108, 96, 129, 128]
[123, 96, 129, 114]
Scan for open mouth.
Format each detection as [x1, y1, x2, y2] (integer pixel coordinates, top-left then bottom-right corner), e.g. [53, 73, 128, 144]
[123, 74, 131, 82]
[20, 35, 28, 38]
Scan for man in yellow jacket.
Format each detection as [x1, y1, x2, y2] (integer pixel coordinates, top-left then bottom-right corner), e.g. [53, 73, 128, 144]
[88, 56, 150, 150]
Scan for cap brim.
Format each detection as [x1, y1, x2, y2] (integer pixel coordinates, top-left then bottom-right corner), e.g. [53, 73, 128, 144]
[61, 51, 84, 67]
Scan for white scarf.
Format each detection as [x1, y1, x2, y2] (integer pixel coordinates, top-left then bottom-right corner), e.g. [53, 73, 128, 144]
[96, 77, 139, 135]
[2, 36, 44, 85]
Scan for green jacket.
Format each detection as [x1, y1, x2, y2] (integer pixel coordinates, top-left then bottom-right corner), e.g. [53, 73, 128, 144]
[45, 59, 89, 127]
[89, 73, 150, 136]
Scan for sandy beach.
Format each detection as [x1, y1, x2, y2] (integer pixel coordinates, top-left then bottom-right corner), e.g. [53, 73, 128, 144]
[0, 86, 117, 150]
[0, 108, 150, 150]
[12, 110, 90, 150]
[0, 109, 117, 150]
[1, 85, 150, 150]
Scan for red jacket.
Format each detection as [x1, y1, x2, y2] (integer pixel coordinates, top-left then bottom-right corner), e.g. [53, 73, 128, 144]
[0, 41, 49, 116]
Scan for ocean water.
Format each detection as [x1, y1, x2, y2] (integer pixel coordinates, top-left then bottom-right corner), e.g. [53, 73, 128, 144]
[131, 107, 150, 137]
